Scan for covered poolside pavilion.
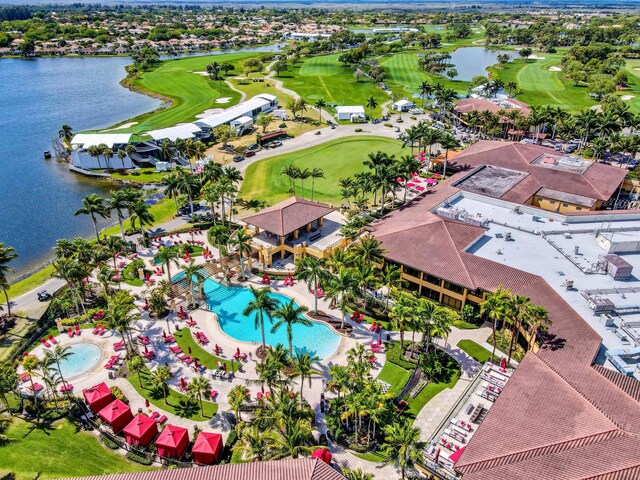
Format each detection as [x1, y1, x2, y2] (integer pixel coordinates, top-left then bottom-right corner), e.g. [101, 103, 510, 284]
[155, 424, 189, 459]
[98, 399, 133, 434]
[123, 414, 158, 447]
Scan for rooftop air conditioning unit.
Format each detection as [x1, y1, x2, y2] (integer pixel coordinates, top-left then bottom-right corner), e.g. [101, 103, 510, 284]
[505, 232, 513, 241]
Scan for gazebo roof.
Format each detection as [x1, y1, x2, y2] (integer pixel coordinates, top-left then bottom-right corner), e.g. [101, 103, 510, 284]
[123, 414, 156, 439]
[192, 432, 223, 455]
[155, 424, 189, 449]
[83, 382, 111, 405]
[241, 197, 334, 237]
[98, 399, 131, 424]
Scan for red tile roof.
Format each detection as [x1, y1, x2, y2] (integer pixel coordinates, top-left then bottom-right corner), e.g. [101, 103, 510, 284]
[241, 197, 334, 237]
[454, 98, 531, 117]
[62, 458, 346, 480]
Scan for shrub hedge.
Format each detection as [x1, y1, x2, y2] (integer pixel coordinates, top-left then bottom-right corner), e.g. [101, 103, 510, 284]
[126, 452, 152, 466]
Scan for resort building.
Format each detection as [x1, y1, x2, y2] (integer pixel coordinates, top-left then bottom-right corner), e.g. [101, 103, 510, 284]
[392, 99, 416, 112]
[242, 197, 346, 268]
[448, 141, 626, 213]
[146, 123, 208, 142]
[66, 458, 346, 480]
[194, 94, 278, 136]
[335, 106, 366, 122]
[453, 97, 531, 124]
[70, 133, 135, 170]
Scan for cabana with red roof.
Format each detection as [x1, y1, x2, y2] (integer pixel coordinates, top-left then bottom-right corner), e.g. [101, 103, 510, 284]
[155, 424, 189, 459]
[123, 414, 158, 447]
[311, 448, 332, 464]
[98, 399, 133, 434]
[191, 432, 223, 465]
[83, 382, 113, 414]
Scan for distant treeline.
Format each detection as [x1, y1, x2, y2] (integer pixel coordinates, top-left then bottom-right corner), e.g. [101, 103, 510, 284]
[0, 6, 32, 22]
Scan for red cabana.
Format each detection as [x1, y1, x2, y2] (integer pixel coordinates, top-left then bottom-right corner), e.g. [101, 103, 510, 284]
[83, 382, 113, 414]
[155, 424, 189, 459]
[123, 414, 158, 447]
[191, 432, 223, 465]
[311, 448, 332, 464]
[98, 399, 133, 434]
[449, 446, 466, 464]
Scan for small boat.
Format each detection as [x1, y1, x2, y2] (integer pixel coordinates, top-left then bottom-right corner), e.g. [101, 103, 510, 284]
[43, 151, 52, 159]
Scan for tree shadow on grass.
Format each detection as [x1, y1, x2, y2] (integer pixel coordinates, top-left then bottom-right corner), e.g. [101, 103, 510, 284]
[23, 419, 55, 438]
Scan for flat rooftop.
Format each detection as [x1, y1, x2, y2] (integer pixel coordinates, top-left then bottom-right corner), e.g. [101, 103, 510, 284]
[440, 194, 640, 379]
[530, 153, 591, 174]
[453, 165, 529, 198]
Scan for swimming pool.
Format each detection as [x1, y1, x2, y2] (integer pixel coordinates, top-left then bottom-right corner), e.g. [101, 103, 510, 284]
[56, 343, 103, 379]
[203, 279, 341, 360]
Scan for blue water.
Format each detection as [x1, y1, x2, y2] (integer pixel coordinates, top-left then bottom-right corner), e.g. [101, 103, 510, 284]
[56, 342, 102, 378]
[202, 279, 341, 360]
[447, 47, 516, 81]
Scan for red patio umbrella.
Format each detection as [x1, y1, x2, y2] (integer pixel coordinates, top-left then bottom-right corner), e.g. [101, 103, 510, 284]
[145, 399, 150, 408]
[311, 448, 332, 464]
[500, 357, 507, 369]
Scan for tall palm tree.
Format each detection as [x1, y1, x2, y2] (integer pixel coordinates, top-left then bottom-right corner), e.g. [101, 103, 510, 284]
[269, 418, 314, 459]
[53, 258, 84, 314]
[381, 264, 404, 311]
[43, 345, 74, 394]
[291, 352, 319, 407]
[314, 99, 327, 123]
[74, 194, 111, 242]
[58, 124, 73, 143]
[326, 267, 356, 329]
[297, 168, 311, 199]
[351, 234, 385, 267]
[177, 168, 201, 215]
[180, 260, 205, 308]
[481, 286, 511, 361]
[129, 199, 154, 237]
[0, 243, 18, 316]
[507, 294, 530, 364]
[526, 304, 551, 352]
[418, 81, 433, 107]
[103, 235, 126, 270]
[105, 290, 140, 354]
[159, 138, 175, 168]
[0, 363, 18, 408]
[163, 173, 182, 216]
[243, 286, 279, 351]
[366, 95, 378, 120]
[108, 190, 131, 240]
[228, 384, 250, 421]
[150, 365, 172, 405]
[309, 168, 325, 202]
[230, 228, 252, 280]
[295, 256, 329, 314]
[438, 133, 460, 179]
[22, 356, 42, 409]
[208, 224, 230, 257]
[154, 246, 180, 284]
[127, 355, 145, 387]
[189, 375, 212, 417]
[381, 420, 424, 480]
[234, 424, 272, 461]
[271, 300, 311, 356]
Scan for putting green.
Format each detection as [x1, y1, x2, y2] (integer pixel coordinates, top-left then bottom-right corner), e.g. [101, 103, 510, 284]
[239, 136, 408, 205]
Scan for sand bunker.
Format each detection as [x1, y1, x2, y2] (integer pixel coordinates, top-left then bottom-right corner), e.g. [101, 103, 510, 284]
[528, 54, 546, 60]
[104, 122, 138, 131]
[549, 66, 562, 72]
[215, 97, 231, 104]
[621, 95, 636, 101]
[194, 71, 210, 76]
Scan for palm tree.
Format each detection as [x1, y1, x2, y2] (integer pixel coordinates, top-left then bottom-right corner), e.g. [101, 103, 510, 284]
[351, 234, 385, 267]
[297, 168, 311, 199]
[116, 149, 127, 169]
[234, 424, 271, 461]
[159, 138, 175, 168]
[418, 81, 433, 107]
[154, 246, 180, 283]
[481, 286, 510, 361]
[507, 294, 530, 364]
[163, 173, 182, 216]
[271, 300, 311, 355]
[108, 190, 131, 241]
[281, 164, 300, 196]
[269, 418, 314, 459]
[314, 99, 327, 123]
[243, 286, 279, 351]
[43, 345, 74, 394]
[291, 351, 319, 407]
[177, 168, 201, 215]
[381, 264, 404, 311]
[74, 194, 110, 242]
[230, 228, 253, 280]
[129, 199, 154, 237]
[127, 355, 146, 387]
[53, 258, 84, 314]
[438, 133, 460, 179]
[390, 296, 413, 345]
[208, 224, 230, 257]
[105, 290, 140, 354]
[295, 256, 329, 314]
[326, 267, 356, 329]
[0, 363, 18, 408]
[526, 304, 551, 351]
[343, 468, 374, 480]
[189, 375, 211, 417]
[228, 384, 250, 421]
[150, 365, 172, 405]
[309, 168, 325, 202]
[180, 260, 205, 308]
[0, 243, 18, 316]
[366, 95, 378, 120]
[381, 420, 424, 480]
[58, 124, 73, 143]
[22, 356, 41, 407]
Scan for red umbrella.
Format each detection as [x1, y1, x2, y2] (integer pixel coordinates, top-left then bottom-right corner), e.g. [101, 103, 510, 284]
[500, 357, 507, 369]
[222, 363, 227, 371]
[145, 399, 150, 408]
[434, 447, 440, 463]
[162, 330, 167, 338]
[311, 448, 332, 464]
[236, 347, 240, 355]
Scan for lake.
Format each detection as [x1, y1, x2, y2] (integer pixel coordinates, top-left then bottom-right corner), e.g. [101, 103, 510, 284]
[447, 47, 516, 81]
[0, 44, 282, 281]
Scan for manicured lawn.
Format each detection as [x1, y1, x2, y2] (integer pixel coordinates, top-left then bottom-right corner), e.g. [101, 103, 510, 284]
[278, 54, 389, 117]
[231, 75, 295, 111]
[100, 197, 177, 238]
[173, 328, 234, 371]
[489, 56, 599, 112]
[624, 60, 640, 113]
[97, 52, 261, 134]
[353, 451, 387, 463]
[380, 51, 470, 99]
[377, 361, 413, 397]
[238, 136, 407, 205]
[6, 264, 55, 299]
[0, 418, 151, 480]
[111, 168, 171, 184]
[126, 366, 218, 421]
[457, 339, 492, 363]
[406, 366, 459, 418]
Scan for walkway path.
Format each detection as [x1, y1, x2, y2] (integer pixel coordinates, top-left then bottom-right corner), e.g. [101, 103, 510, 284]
[225, 78, 247, 103]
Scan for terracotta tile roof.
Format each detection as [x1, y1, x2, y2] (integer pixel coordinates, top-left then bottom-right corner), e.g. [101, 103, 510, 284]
[63, 458, 346, 480]
[454, 98, 531, 117]
[241, 197, 334, 237]
[451, 141, 626, 204]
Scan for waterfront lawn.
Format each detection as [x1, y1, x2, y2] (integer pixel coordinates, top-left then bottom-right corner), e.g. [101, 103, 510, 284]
[380, 51, 470, 99]
[6, 264, 55, 299]
[0, 418, 151, 480]
[126, 366, 218, 421]
[104, 52, 260, 134]
[101, 197, 177, 238]
[488, 56, 603, 112]
[457, 339, 492, 363]
[173, 328, 233, 371]
[278, 54, 388, 117]
[238, 136, 407, 205]
[111, 168, 170, 184]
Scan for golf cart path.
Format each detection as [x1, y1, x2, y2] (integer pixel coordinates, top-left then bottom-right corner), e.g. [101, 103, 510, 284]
[225, 78, 247, 103]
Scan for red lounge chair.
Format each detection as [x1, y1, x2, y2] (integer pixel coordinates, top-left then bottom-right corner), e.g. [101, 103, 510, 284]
[369, 322, 377, 332]
[48, 335, 57, 344]
[183, 357, 194, 365]
[150, 412, 159, 421]
[177, 354, 188, 361]
[104, 362, 114, 369]
[92, 325, 101, 335]
[41, 338, 51, 347]
[68, 327, 74, 337]
[256, 392, 263, 400]
[75, 324, 81, 336]
[209, 390, 218, 400]
[157, 415, 167, 424]
[170, 346, 183, 354]
[99, 325, 107, 335]
[30, 383, 44, 393]
[18, 373, 30, 382]
[199, 334, 209, 344]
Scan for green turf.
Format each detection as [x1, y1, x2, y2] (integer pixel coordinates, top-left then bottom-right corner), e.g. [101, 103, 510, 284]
[406, 356, 459, 418]
[96, 52, 261, 134]
[111, 168, 170, 183]
[173, 328, 234, 371]
[457, 339, 492, 363]
[624, 60, 640, 113]
[0, 418, 151, 480]
[377, 361, 413, 397]
[278, 54, 389, 117]
[126, 367, 218, 421]
[488, 56, 608, 112]
[238, 136, 407, 205]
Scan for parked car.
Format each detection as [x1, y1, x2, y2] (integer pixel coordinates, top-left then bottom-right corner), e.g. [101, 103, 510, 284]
[37, 290, 51, 301]
[269, 141, 283, 148]
[564, 145, 578, 153]
[246, 143, 260, 151]
[244, 150, 256, 157]
[233, 155, 245, 162]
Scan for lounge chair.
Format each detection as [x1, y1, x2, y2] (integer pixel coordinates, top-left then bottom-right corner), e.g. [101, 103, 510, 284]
[75, 324, 81, 336]
[183, 357, 194, 365]
[48, 335, 57, 344]
[30, 383, 44, 393]
[156, 415, 167, 424]
[18, 373, 30, 382]
[150, 412, 160, 421]
[177, 354, 188, 361]
[99, 325, 106, 335]
[41, 338, 51, 348]
[170, 346, 182, 354]
[209, 390, 218, 400]
[68, 327, 74, 337]
[92, 325, 101, 335]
